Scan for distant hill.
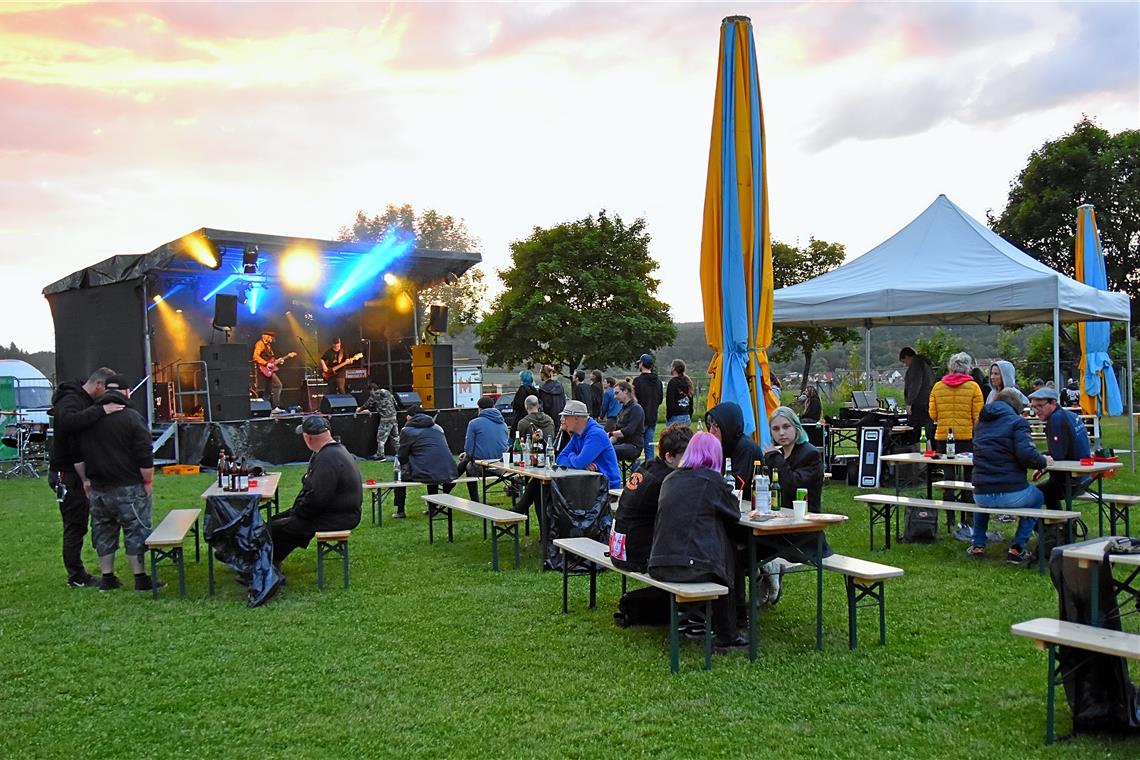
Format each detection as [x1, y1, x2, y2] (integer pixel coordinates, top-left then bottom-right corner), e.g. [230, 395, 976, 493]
[0, 343, 55, 380]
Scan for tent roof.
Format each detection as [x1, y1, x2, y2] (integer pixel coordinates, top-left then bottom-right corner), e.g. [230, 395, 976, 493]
[773, 195, 1131, 327]
[42, 227, 481, 296]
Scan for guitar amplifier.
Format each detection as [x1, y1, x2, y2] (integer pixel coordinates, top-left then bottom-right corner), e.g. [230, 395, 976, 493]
[345, 368, 368, 380]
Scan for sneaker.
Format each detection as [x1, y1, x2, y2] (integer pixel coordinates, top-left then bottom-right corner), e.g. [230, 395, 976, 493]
[67, 574, 101, 589]
[951, 524, 974, 543]
[391, 511, 407, 519]
[681, 622, 708, 640]
[966, 546, 985, 557]
[996, 514, 1016, 524]
[713, 634, 749, 654]
[134, 574, 168, 592]
[1006, 545, 1029, 564]
[271, 407, 286, 415]
[97, 574, 123, 592]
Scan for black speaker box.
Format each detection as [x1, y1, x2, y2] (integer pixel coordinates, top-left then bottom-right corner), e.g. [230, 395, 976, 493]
[429, 304, 449, 334]
[432, 384, 454, 409]
[208, 368, 249, 396]
[213, 294, 238, 329]
[211, 394, 250, 421]
[200, 343, 249, 370]
[394, 390, 421, 410]
[320, 393, 358, 414]
[249, 399, 272, 419]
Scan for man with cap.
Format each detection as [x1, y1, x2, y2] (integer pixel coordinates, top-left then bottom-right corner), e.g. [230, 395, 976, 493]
[73, 374, 163, 592]
[555, 399, 621, 489]
[632, 353, 662, 462]
[268, 415, 362, 565]
[1029, 386, 1092, 513]
[252, 328, 284, 411]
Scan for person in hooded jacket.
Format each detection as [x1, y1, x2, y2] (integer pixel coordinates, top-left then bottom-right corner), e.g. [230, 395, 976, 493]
[967, 389, 1051, 562]
[649, 432, 748, 651]
[448, 396, 508, 501]
[48, 366, 122, 588]
[986, 360, 1028, 407]
[704, 401, 762, 501]
[516, 394, 556, 443]
[928, 352, 984, 452]
[537, 364, 566, 419]
[610, 423, 693, 573]
[899, 347, 936, 442]
[511, 370, 539, 434]
[392, 406, 455, 519]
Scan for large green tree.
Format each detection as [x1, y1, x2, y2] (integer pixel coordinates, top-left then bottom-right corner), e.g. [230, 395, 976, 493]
[988, 117, 1140, 325]
[338, 205, 488, 333]
[475, 210, 675, 373]
[769, 238, 859, 390]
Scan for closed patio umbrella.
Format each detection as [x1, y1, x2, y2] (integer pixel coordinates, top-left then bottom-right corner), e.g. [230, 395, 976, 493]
[699, 15, 775, 444]
[1074, 204, 1123, 417]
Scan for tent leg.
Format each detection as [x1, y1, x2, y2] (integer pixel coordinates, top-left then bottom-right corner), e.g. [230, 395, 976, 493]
[865, 325, 874, 397]
[1128, 319, 1134, 472]
[1052, 309, 1062, 392]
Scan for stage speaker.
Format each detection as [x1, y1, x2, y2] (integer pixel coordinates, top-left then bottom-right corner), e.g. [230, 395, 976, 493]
[394, 390, 421, 410]
[213, 294, 238, 329]
[410, 344, 452, 368]
[412, 366, 436, 387]
[429, 304, 449, 334]
[200, 343, 249, 369]
[210, 394, 250, 422]
[208, 368, 249, 397]
[433, 383, 454, 409]
[320, 394, 358, 414]
[250, 399, 272, 419]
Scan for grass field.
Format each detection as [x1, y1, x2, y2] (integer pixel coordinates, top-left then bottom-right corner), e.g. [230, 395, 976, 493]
[1, 419, 1137, 758]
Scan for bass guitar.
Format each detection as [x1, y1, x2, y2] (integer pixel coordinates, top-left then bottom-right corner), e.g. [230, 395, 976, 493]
[323, 352, 363, 381]
[258, 352, 297, 378]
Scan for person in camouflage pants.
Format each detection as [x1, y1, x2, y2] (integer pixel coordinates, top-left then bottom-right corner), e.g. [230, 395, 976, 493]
[357, 383, 399, 460]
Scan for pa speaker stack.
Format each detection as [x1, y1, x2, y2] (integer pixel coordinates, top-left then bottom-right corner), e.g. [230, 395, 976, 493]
[200, 343, 251, 421]
[320, 394, 358, 414]
[410, 344, 453, 409]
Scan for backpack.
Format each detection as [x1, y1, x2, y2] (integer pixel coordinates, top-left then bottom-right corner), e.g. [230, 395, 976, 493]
[1031, 517, 1089, 564]
[614, 586, 672, 627]
[902, 505, 938, 542]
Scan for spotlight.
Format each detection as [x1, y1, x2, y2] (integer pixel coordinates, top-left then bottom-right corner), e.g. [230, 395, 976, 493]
[152, 294, 163, 303]
[243, 245, 260, 274]
[183, 234, 222, 270]
[280, 246, 321, 289]
[383, 272, 399, 286]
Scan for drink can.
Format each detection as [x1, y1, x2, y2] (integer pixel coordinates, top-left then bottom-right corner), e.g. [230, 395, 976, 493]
[796, 488, 807, 501]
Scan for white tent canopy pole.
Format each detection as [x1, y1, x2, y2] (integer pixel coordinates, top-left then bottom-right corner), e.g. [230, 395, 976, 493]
[1052, 309, 1061, 391]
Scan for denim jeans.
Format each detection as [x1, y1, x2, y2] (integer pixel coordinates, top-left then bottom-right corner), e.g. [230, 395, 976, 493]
[972, 485, 1044, 548]
[642, 425, 657, 461]
[666, 415, 691, 426]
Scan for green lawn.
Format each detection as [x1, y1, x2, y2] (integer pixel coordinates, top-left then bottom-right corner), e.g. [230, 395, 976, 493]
[1, 419, 1137, 758]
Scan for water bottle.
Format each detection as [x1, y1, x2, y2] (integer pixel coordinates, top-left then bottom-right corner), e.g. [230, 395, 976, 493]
[754, 469, 771, 513]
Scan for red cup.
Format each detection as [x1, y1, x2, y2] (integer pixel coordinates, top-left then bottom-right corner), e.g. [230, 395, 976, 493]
[366, 479, 376, 485]
[248, 479, 258, 487]
[923, 450, 936, 458]
[1079, 458, 1094, 467]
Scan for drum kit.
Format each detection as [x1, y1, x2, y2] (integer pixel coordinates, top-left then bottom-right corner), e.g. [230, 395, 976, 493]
[1, 410, 48, 478]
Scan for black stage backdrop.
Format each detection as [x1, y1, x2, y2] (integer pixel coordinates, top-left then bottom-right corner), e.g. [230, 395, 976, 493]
[46, 278, 147, 415]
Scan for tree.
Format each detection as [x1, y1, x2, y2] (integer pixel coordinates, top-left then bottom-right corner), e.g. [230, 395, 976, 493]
[988, 117, 1140, 325]
[475, 210, 676, 373]
[769, 238, 859, 390]
[337, 205, 488, 334]
[914, 328, 965, 375]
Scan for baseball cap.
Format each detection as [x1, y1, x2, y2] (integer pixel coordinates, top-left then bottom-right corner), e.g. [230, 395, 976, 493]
[104, 374, 131, 391]
[1027, 387, 1060, 402]
[639, 353, 654, 366]
[561, 399, 590, 417]
[296, 415, 331, 435]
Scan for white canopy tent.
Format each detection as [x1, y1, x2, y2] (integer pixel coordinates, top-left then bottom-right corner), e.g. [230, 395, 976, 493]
[773, 195, 1134, 467]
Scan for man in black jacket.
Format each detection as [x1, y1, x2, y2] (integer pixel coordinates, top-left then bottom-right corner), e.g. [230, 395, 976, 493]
[269, 415, 362, 564]
[899, 347, 935, 442]
[632, 354, 662, 461]
[48, 366, 122, 588]
[392, 406, 455, 519]
[704, 401, 762, 501]
[609, 381, 645, 463]
[73, 375, 161, 592]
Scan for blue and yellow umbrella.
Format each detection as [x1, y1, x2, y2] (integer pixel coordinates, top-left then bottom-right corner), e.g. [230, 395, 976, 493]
[699, 15, 775, 444]
[1074, 204, 1122, 416]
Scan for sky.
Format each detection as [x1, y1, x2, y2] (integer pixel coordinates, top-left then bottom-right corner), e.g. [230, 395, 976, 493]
[1, 1, 1138, 352]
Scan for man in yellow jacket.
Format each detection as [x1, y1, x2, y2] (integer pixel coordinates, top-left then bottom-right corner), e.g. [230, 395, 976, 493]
[928, 351, 984, 452]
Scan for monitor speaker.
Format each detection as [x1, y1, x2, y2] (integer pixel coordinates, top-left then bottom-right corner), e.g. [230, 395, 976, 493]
[213, 294, 238, 329]
[320, 394, 358, 414]
[429, 304, 449, 334]
[249, 399, 272, 419]
[394, 390, 421, 410]
[210, 394, 250, 421]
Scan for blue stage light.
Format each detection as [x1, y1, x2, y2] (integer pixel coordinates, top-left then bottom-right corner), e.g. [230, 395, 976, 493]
[323, 231, 414, 309]
[202, 273, 240, 302]
[147, 283, 185, 311]
[248, 284, 261, 315]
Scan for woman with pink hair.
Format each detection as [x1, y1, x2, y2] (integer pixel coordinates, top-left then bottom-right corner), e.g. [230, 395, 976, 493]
[648, 432, 748, 652]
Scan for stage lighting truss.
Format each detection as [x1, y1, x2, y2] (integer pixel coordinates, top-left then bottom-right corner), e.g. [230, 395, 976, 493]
[243, 245, 260, 275]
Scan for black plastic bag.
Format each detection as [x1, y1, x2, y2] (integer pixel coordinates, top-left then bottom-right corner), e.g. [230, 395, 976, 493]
[615, 586, 672, 627]
[204, 494, 284, 607]
[542, 471, 611, 572]
[1048, 544, 1140, 736]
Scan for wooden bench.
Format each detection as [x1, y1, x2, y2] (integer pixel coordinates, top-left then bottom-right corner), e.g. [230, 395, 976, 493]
[820, 555, 904, 649]
[853, 494, 1080, 572]
[314, 530, 351, 590]
[144, 508, 201, 599]
[554, 537, 728, 674]
[364, 477, 479, 526]
[1012, 617, 1140, 744]
[421, 493, 526, 571]
[1076, 491, 1138, 537]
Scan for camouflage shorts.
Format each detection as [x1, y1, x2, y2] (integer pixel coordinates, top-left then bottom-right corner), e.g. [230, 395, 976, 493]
[89, 484, 152, 557]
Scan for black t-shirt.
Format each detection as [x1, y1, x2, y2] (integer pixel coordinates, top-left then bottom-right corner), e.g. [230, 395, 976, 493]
[633, 372, 663, 425]
[322, 348, 345, 376]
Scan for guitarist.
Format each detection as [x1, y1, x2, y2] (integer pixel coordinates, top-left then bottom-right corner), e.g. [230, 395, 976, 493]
[320, 338, 348, 394]
[252, 329, 284, 411]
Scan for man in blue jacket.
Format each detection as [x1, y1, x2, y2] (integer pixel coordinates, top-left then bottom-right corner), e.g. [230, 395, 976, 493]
[449, 396, 508, 501]
[556, 400, 621, 489]
[1030, 386, 1092, 510]
[968, 388, 1052, 563]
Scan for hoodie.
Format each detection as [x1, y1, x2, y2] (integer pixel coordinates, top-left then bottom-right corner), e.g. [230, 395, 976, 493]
[397, 413, 455, 483]
[538, 379, 566, 419]
[704, 401, 761, 500]
[517, 410, 556, 443]
[985, 360, 1029, 407]
[76, 391, 153, 488]
[48, 380, 104, 470]
[464, 407, 509, 460]
[928, 372, 984, 441]
[971, 401, 1048, 494]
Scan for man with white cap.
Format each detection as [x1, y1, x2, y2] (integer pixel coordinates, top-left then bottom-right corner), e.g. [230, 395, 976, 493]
[1028, 386, 1092, 512]
[555, 399, 621, 489]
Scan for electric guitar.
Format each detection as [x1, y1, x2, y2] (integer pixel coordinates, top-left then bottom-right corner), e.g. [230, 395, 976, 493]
[258, 352, 297, 377]
[323, 352, 364, 381]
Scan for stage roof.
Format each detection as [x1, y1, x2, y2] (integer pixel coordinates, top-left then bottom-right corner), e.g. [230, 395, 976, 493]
[42, 227, 481, 295]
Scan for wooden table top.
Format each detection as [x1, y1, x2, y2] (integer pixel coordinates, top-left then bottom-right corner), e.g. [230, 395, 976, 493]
[739, 508, 848, 535]
[1044, 460, 1122, 475]
[200, 472, 281, 501]
[1061, 539, 1140, 568]
[880, 452, 976, 466]
[476, 459, 598, 481]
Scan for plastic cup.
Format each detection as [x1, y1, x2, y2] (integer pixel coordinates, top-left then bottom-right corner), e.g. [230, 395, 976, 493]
[1079, 457, 1094, 466]
[732, 489, 742, 505]
[501, 453, 510, 465]
[366, 479, 376, 485]
[792, 500, 808, 521]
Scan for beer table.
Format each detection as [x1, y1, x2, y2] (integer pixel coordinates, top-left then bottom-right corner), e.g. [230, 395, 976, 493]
[200, 472, 282, 520]
[476, 459, 601, 549]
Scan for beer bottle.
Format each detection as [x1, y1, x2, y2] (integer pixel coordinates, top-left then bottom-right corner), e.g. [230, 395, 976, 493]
[946, 427, 957, 457]
[217, 450, 226, 489]
[770, 468, 782, 510]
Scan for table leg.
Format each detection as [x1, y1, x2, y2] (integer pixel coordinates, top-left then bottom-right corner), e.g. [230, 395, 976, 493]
[748, 532, 758, 662]
[1090, 564, 1101, 627]
[1037, 518, 1045, 574]
[512, 525, 521, 569]
[193, 520, 200, 563]
[669, 595, 680, 674]
[490, 522, 500, 571]
[815, 530, 824, 651]
[208, 546, 215, 596]
[175, 547, 186, 597]
[561, 549, 569, 613]
[1045, 644, 1057, 745]
[150, 550, 160, 601]
[704, 599, 713, 671]
[1063, 473, 1073, 511]
[588, 561, 597, 609]
[447, 508, 454, 543]
[428, 505, 435, 544]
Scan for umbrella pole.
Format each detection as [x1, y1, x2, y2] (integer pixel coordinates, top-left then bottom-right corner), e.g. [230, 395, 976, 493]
[1128, 318, 1135, 472]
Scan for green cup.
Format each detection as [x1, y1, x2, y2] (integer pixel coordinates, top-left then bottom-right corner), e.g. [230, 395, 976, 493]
[796, 488, 807, 501]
